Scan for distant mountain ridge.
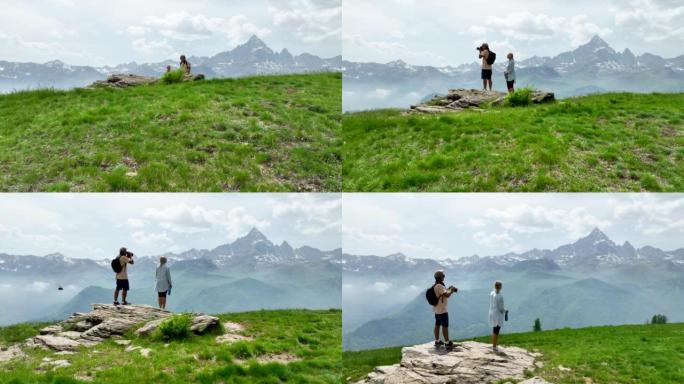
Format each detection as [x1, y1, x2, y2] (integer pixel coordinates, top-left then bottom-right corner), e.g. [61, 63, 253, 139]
[343, 35, 684, 110]
[343, 228, 684, 275]
[0, 35, 342, 92]
[0, 227, 341, 277]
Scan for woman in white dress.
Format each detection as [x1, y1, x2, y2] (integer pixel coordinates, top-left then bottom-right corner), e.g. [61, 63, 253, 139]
[488, 281, 506, 352]
[155, 257, 172, 310]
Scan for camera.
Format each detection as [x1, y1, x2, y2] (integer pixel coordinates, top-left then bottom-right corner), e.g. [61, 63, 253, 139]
[126, 251, 134, 258]
[476, 46, 483, 51]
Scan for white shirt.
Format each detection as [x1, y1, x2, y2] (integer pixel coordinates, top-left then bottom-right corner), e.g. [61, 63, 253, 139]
[489, 290, 505, 327]
[433, 284, 448, 314]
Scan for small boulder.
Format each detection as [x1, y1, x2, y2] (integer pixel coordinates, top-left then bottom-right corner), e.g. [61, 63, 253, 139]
[39, 325, 64, 335]
[0, 345, 25, 362]
[135, 318, 165, 336]
[30, 335, 82, 352]
[190, 315, 220, 334]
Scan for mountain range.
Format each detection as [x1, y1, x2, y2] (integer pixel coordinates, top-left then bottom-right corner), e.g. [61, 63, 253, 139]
[342, 35, 684, 111]
[342, 229, 684, 350]
[0, 228, 341, 325]
[0, 35, 342, 93]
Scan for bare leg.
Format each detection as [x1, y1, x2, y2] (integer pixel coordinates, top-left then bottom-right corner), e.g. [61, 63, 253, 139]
[488, 79, 493, 91]
[122, 290, 128, 303]
[114, 289, 120, 303]
[492, 332, 498, 347]
[442, 327, 449, 342]
[162, 297, 167, 310]
[157, 296, 162, 309]
[434, 324, 440, 341]
[483, 79, 487, 90]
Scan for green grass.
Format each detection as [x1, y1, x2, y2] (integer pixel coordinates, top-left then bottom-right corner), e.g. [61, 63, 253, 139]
[161, 69, 186, 84]
[0, 309, 341, 384]
[343, 92, 684, 191]
[342, 323, 684, 383]
[0, 72, 341, 191]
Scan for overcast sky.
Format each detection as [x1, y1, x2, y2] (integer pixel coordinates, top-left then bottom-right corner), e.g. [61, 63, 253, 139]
[0, 0, 341, 66]
[343, 194, 684, 260]
[344, 0, 684, 66]
[0, 194, 341, 260]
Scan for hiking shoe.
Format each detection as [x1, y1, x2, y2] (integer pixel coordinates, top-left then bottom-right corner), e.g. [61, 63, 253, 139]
[113, 301, 120, 306]
[122, 301, 130, 305]
[445, 341, 454, 350]
[434, 340, 444, 348]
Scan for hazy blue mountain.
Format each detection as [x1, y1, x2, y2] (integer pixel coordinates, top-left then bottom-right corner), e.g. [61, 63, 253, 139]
[0, 228, 340, 325]
[0, 35, 341, 93]
[343, 229, 684, 350]
[343, 35, 684, 111]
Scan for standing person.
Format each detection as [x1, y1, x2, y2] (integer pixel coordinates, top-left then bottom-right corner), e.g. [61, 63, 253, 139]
[431, 270, 458, 350]
[504, 53, 516, 93]
[155, 257, 172, 310]
[180, 55, 191, 74]
[478, 43, 493, 91]
[113, 247, 134, 306]
[489, 281, 507, 353]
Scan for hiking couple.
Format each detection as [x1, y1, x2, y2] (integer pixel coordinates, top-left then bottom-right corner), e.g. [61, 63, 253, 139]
[165, 55, 192, 75]
[112, 247, 173, 310]
[428, 270, 507, 353]
[477, 43, 516, 94]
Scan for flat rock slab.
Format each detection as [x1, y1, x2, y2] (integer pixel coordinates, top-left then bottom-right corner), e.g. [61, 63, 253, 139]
[190, 315, 220, 334]
[30, 335, 82, 352]
[89, 74, 157, 88]
[356, 341, 542, 384]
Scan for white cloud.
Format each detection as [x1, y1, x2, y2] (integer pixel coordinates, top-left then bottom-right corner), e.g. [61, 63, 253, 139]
[473, 231, 518, 250]
[143, 203, 270, 239]
[126, 218, 146, 228]
[132, 231, 175, 248]
[132, 38, 174, 56]
[370, 281, 392, 293]
[489, 11, 612, 46]
[142, 12, 271, 46]
[614, 0, 684, 42]
[269, 195, 341, 236]
[611, 195, 684, 235]
[269, 0, 341, 43]
[484, 204, 611, 238]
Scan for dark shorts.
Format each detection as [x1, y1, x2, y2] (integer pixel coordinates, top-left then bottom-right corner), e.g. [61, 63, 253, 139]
[493, 326, 501, 335]
[507, 80, 515, 89]
[481, 69, 492, 80]
[435, 313, 449, 327]
[157, 291, 167, 298]
[115, 279, 129, 291]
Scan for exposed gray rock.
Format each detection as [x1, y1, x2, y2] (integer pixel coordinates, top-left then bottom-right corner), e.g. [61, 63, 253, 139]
[519, 378, 553, 384]
[216, 333, 252, 344]
[355, 341, 543, 384]
[89, 74, 157, 88]
[30, 335, 81, 352]
[190, 315, 221, 334]
[39, 358, 71, 370]
[134, 318, 165, 336]
[39, 325, 64, 335]
[410, 88, 554, 114]
[0, 345, 25, 363]
[58, 331, 83, 340]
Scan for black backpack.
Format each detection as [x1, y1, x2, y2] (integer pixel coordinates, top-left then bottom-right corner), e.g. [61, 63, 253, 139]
[111, 257, 123, 273]
[426, 282, 444, 306]
[487, 51, 497, 65]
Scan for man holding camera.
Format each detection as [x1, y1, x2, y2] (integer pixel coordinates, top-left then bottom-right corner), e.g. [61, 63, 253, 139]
[432, 270, 458, 350]
[478, 43, 493, 91]
[114, 247, 135, 306]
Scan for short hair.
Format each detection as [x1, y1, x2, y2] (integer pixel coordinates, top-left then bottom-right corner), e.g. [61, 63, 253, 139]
[434, 270, 445, 280]
[508, 52, 514, 58]
[160, 257, 167, 264]
[494, 281, 502, 287]
[119, 247, 127, 256]
[482, 43, 489, 49]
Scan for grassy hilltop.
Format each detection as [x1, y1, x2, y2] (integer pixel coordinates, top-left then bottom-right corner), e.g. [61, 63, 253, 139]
[0, 72, 341, 192]
[343, 93, 684, 192]
[343, 322, 684, 383]
[0, 309, 341, 384]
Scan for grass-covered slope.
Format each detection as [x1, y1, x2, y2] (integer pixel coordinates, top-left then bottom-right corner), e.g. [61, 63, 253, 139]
[0, 72, 341, 192]
[343, 323, 684, 383]
[343, 93, 684, 191]
[0, 309, 341, 384]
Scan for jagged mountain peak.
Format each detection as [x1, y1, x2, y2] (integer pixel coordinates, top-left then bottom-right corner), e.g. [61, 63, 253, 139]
[585, 35, 610, 49]
[244, 34, 267, 47]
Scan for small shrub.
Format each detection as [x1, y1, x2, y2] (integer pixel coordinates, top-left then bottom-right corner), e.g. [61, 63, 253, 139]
[155, 313, 193, 340]
[533, 318, 542, 332]
[507, 87, 533, 107]
[161, 69, 185, 84]
[651, 314, 668, 324]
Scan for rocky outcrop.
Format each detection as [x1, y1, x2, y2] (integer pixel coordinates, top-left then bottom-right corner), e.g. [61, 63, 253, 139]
[410, 88, 555, 114]
[87, 72, 206, 89]
[0, 345, 26, 363]
[355, 341, 547, 384]
[89, 74, 158, 88]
